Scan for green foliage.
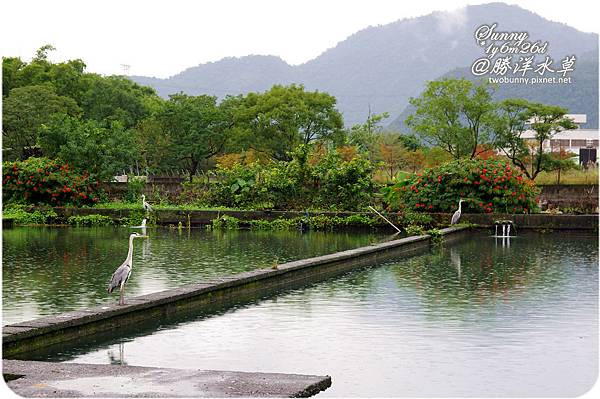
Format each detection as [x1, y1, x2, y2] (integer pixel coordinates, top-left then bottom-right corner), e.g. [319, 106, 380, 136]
[155, 93, 229, 181]
[405, 225, 426, 236]
[124, 176, 146, 203]
[38, 114, 137, 181]
[211, 214, 379, 231]
[346, 112, 389, 152]
[2, 84, 81, 160]
[67, 214, 114, 226]
[311, 151, 376, 210]
[233, 84, 344, 160]
[382, 158, 539, 214]
[426, 228, 444, 245]
[209, 145, 375, 210]
[80, 75, 155, 128]
[2, 204, 57, 225]
[211, 215, 241, 229]
[2, 157, 100, 206]
[398, 210, 434, 228]
[406, 78, 497, 160]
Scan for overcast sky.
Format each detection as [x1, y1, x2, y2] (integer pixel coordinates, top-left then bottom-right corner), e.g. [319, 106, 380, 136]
[1, 0, 598, 78]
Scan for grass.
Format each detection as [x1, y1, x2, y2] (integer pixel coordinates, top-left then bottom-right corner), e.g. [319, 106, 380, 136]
[379, 166, 599, 186]
[535, 168, 599, 185]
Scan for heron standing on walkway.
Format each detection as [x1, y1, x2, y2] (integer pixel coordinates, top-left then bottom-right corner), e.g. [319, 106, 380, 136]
[108, 233, 148, 305]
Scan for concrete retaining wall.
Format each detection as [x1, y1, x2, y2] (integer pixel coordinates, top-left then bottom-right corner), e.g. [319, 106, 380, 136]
[3, 227, 467, 357]
[539, 184, 598, 212]
[43, 207, 599, 230]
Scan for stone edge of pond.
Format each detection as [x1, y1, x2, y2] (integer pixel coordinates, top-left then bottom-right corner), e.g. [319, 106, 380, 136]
[7, 207, 599, 230]
[3, 359, 332, 398]
[2, 226, 467, 356]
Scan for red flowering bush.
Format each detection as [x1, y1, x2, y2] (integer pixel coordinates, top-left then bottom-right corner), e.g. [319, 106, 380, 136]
[3, 157, 100, 206]
[382, 159, 539, 214]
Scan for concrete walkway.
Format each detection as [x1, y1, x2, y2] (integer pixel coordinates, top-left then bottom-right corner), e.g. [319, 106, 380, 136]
[3, 360, 331, 397]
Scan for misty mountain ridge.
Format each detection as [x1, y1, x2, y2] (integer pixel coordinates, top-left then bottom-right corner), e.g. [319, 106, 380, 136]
[130, 2, 598, 127]
[389, 48, 599, 131]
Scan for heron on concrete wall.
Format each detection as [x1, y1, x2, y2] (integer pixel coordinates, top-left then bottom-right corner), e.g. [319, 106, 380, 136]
[107, 233, 148, 305]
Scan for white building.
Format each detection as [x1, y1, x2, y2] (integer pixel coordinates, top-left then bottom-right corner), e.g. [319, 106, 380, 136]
[521, 114, 599, 154]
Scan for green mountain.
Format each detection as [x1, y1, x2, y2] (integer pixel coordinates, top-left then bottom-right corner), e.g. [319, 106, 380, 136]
[131, 2, 598, 127]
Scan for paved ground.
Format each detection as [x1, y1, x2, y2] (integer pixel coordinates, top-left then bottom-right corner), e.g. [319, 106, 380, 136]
[3, 360, 331, 397]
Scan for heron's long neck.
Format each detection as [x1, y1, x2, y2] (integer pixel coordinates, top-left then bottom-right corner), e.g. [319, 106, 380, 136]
[458, 201, 462, 212]
[126, 236, 135, 265]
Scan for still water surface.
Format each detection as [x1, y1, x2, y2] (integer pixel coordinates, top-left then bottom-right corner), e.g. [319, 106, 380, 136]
[2, 226, 386, 325]
[4, 229, 598, 396]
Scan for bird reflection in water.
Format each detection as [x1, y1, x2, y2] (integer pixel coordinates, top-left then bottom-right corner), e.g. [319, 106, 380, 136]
[107, 341, 127, 365]
[450, 247, 461, 279]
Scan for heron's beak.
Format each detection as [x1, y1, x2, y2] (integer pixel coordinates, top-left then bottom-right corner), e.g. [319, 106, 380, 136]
[141, 235, 149, 239]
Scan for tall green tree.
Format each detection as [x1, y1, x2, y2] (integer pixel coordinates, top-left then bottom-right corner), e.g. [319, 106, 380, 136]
[406, 78, 496, 159]
[494, 99, 578, 180]
[234, 84, 344, 160]
[157, 93, 229, 181]
[80, 74, 156, 128]
[2, 84, 81, 160]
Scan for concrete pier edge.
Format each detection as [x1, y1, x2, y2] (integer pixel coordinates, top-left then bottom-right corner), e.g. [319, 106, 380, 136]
[3, 359, 332, 397]
[3, 226, 468, 357]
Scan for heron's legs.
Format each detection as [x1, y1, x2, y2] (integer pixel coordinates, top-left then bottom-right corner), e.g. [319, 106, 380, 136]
[119, 285, 124, 305]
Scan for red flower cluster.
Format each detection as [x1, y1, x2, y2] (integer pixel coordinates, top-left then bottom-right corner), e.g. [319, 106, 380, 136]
[383, 159, 539, 214]
[3, 157, 100, 206]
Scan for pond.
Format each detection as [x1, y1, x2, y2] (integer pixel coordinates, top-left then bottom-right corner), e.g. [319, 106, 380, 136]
[7, 230, 598, 397]
[2, 226, 388, 325]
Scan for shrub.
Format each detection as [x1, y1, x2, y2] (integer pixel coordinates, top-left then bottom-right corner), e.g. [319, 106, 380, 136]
[208, 146, 376, 211]
[311, 152, 376, 211]
[2, 157, 100, 206]
[2, 204, 57, 225]
[382, 159, 539, 214]
[123, 176, 146, 203]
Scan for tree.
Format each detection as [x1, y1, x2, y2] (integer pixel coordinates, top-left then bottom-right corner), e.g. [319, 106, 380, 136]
[494, 99, 578, 180]
[234, 84, 344, 160]
[347, 111, 390, 152]
[2, 84, 81, 160]
[398, 133, 422, 151]
[157, 93, 229, 181]
[406, 78, 496, 160]
[403, 149, 426, 173]
[80, 74, 156, 128]
[377, 133, 405, 180]
[2, 56, 26, 96]
[3, 45, 87, 101]
[38, 114, 137, 181]
[544, 150, 578, 184]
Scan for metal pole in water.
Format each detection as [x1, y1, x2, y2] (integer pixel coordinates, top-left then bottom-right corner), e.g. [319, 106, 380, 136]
[507, 224, 511, 237]
[368, 206, 402, 234]
[495, 225, 498, 237]
[502, 224, 506, 237]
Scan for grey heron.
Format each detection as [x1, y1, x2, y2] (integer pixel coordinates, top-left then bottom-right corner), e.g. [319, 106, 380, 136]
[142, 194, 153, 212]
[107, 233, 148, 305]
[450, 199, 465, 225]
